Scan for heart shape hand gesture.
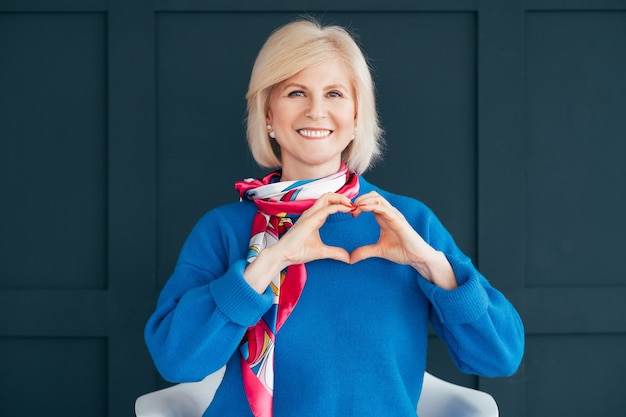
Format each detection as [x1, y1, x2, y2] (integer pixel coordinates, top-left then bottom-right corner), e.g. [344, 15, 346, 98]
[244, 192, 457, 293]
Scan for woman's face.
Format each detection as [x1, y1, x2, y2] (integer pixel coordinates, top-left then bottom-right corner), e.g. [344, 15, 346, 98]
[267, 58, 356, 180]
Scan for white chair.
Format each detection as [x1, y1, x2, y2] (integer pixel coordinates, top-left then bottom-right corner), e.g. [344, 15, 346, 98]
[417, 372, 499, 417]
[135, 367, 498, 417]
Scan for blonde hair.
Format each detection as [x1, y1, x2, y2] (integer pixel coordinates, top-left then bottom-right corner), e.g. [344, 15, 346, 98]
[245, 19, 383, 174]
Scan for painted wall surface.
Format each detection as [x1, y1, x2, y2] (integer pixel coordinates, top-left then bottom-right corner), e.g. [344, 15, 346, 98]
[1, 1, 625, 416]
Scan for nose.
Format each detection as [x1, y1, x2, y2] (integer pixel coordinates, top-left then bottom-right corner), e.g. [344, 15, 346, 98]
[305, 95, 327, 120]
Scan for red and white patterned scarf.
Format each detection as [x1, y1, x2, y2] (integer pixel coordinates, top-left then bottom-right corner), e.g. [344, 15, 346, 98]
[234, 164, 359, 417]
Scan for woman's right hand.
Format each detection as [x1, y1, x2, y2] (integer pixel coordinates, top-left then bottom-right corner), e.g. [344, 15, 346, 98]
[243, 192, 354, 293]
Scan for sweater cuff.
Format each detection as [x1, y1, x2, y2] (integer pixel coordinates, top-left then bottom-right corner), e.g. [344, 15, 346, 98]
[418, 256, 489, 324]
[210, 259, 273, 327]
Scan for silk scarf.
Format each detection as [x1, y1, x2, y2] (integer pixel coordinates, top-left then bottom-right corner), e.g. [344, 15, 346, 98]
[234, 165, 359, 417]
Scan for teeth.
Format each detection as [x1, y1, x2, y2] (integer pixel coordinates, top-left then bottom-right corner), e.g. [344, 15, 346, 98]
[298, 129, 332, 138]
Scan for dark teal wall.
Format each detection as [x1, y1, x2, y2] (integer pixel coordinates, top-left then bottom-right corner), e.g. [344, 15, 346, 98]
[1, 1, 625, 416]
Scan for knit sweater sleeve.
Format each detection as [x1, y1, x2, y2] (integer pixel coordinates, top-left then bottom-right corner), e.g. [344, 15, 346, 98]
[144, 207, 273, 383]
[410, 203, 525, 377]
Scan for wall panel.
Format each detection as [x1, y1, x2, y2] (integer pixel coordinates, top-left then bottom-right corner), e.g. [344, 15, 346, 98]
[521, 9, 626, 417]
[0, 12, 107, 290]
[526, 335, 626, 416]
[525, 11, 626, 288]
[0, 337, 107, 416]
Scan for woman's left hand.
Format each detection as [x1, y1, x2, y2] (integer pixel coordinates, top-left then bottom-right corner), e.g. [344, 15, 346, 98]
[350, 191, 458, 290]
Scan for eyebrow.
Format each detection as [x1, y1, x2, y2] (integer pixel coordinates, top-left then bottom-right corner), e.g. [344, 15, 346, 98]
[281, 82, 350, 92]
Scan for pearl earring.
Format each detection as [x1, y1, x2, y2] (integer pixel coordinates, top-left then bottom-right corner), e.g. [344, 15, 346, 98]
[267, 124, 276, 139]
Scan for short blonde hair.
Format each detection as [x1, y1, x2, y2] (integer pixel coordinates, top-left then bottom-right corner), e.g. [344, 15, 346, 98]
[246, 19, 383, 174]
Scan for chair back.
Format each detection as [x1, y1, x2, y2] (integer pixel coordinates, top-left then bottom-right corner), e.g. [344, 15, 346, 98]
[135, 368, 498, 417]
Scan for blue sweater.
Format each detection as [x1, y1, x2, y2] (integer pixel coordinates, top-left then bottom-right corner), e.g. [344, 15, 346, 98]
[145, 177, 524, 417]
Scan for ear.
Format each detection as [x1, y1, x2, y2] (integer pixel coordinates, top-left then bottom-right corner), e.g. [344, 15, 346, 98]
[266, 108, 273, 124]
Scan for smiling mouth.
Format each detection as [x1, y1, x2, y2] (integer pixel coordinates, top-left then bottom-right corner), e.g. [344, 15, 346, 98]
[298, 129, 333, 138]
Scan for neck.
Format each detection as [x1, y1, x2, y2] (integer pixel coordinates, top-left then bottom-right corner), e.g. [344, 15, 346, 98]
[280, 161, 343, 181]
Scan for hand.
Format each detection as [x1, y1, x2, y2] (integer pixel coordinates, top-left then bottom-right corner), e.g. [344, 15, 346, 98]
[272, 192, 355, 265]
[350, 191, 458, 289]
[244, 192, 354, 293]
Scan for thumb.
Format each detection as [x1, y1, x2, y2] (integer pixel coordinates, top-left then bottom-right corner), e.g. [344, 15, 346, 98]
[349, 244, 380, 264]
[320, 245, 351, 264]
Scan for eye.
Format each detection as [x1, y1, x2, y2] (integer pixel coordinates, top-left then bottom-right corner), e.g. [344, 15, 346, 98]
[327, 90, 343, 98]
[287, 90, 305, 97]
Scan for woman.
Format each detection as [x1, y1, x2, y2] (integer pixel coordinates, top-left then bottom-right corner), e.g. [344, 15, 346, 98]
[145, 18, 524, 417]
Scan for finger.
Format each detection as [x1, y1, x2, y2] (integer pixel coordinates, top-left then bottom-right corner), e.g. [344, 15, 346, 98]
[353, 191, 381, 204]
[354, 192, 393, 211]
[303, 194, 355, 222]
[352, 192, 389, 218]
[317, 192, 355, 209]
[349, 244, 380, 264]
[356, 196, 407, 225]
[319, 245, 351, 264]
[356, 200, 398, 222]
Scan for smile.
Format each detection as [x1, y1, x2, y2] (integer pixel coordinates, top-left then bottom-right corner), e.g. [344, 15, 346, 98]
[297, 129, 332, 138]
